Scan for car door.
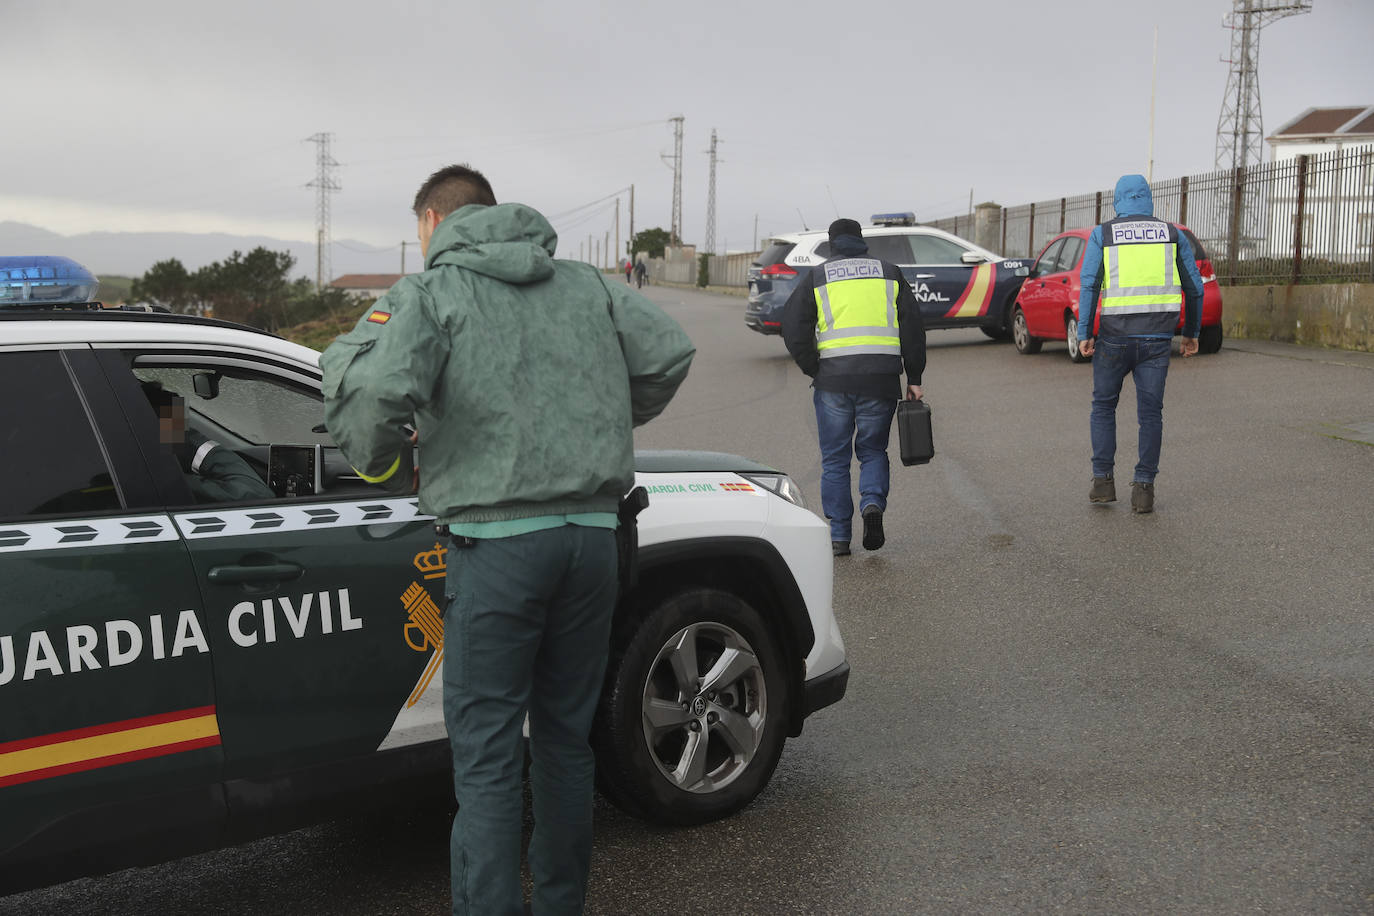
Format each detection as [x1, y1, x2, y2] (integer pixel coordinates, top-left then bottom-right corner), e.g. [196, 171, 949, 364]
[1054, 235, 1087, 330]
[98, 345, 447, 790]
[0, 346, 224, 887]
[902, 233, 998, 327]
[1017, 238, 1067, 338]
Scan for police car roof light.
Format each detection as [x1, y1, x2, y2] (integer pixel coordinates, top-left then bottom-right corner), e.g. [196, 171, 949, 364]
[0, 256, 100, 308]
[870, 212, 916, 227]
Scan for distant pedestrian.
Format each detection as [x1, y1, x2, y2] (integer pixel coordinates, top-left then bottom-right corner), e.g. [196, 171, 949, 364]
[782, 217, 926, 556]
[633, 258, 646, 288]
[1077, 174, 1203, 513]
[624, 258, 633, 283]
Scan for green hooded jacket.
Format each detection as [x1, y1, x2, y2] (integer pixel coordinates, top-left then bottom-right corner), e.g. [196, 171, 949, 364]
[320, 203, 694, 526]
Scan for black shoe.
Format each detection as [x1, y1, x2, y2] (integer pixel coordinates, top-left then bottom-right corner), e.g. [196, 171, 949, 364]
[861, 505, 885, 551]
[832, 541, 851, 557]
[1131, 481, 1155, 514]
[1089, 475, 1116, 503]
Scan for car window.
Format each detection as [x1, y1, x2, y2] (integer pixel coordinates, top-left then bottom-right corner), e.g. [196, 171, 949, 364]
[134, 367, 332, 447]
[0, 350, 122, 519]
[1056, 237, 1085, 273]
[1178, 227, 1209, 261]
[754, 242, 795, 267]
[907, 234, 971, 265]
[1034, 239, 1066, 276]
[863, 235, 916, 264]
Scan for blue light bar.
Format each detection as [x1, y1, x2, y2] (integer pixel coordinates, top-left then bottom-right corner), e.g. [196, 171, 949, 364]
[870, 212, 916, 227]
[0, 256, 100, 306]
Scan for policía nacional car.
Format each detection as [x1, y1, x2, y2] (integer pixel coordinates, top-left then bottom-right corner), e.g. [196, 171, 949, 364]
[745, 213, 1031, 339]
[0, 257, 848, 894]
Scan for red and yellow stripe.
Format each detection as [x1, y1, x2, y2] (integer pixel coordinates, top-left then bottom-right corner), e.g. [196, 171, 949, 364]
[944, 263, 996, 319]
[0, 706, 221, 788]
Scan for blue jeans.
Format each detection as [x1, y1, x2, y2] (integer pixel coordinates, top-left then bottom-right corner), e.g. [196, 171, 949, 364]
[813, 389, 897, 542]
[1090, 336, 1171, 483]
[443, 525, 618, 916]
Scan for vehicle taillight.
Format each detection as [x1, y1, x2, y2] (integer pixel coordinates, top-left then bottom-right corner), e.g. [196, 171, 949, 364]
[759, 263, 797, 279]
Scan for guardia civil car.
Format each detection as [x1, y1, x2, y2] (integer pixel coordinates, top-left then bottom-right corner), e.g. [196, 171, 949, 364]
[0, 258, 848, 894]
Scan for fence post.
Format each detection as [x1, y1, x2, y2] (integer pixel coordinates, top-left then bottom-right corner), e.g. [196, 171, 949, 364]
[1292, 154, 1307, 285]
[1059, 198, 1066, 234]
[1227, 165, 1246, 283]
[1027, 202, 1036, 258]
[1179, 175, 1188, 226]
[1001, 207, 1008, 256]
[1095, 191, 1102, 225]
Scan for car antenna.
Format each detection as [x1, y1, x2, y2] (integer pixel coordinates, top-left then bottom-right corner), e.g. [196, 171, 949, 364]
[826, 185, 840, 218]
[796, 208, 809, 231]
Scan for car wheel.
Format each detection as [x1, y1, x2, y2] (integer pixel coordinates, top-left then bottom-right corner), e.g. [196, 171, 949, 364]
[1198, 324, 1223, 354]
[593, 587, 789, 826]
[1011, 307, 1042, 354]
[980, 325, 1010, 341]
[1066, 313, 1090, 363]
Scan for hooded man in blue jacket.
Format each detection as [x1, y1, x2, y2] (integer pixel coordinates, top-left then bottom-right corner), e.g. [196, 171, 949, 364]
[1077, 174, 1204, 513]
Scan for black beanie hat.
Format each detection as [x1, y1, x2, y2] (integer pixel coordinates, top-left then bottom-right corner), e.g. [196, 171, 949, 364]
[828, 218, 863, 241]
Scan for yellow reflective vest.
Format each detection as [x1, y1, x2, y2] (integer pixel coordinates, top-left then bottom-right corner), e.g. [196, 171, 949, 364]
[813, 258, 902, 359]
[1098, 216, 1182, 337]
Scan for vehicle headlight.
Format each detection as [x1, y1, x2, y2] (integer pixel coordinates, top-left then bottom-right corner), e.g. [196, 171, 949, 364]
[740, 473, 806, 509]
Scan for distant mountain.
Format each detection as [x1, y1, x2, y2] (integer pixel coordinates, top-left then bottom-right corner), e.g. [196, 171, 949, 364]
[0, 221, 409, 281]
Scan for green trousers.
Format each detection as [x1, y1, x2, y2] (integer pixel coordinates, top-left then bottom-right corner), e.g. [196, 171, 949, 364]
[443, 525, 618, 916]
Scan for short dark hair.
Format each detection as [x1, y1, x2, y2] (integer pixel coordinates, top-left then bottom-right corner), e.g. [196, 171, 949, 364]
[412, 164, 497, 219]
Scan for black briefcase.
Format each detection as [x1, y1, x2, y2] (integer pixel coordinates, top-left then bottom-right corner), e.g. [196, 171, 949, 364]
[897, 399, 934, 466]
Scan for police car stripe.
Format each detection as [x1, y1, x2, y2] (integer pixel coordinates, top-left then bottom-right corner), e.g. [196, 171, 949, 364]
[0, 515, 178, 554]
[173, 497, 429, 539]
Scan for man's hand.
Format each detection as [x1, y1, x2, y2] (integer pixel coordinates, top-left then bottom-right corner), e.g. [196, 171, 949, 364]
[1079, 338, 1095, 358]
[906, 384, 923, 401]
[1180, 337, 1199, 358]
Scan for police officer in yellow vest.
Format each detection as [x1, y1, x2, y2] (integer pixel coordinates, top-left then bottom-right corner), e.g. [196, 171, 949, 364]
[783, 218, 926, 555]
[1077, 175, 1204, 513]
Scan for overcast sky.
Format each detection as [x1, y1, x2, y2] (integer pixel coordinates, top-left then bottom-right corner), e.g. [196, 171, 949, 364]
[5, 0, 1371, 268]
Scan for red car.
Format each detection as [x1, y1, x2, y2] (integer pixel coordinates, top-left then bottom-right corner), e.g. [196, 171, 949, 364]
[1010, 225, 1224, 362]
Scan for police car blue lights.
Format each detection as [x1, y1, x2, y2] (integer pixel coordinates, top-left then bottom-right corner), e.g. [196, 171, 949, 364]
[870, 212, 917, 227]
[0, 256, 100, 307]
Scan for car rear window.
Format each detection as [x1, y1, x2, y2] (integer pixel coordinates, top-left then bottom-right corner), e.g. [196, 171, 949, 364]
[754, 242, 795, 267]
[1178, 227, 1209, 261]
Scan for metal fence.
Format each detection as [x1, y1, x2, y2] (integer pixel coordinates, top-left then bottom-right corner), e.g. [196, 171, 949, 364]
[926, 144, 1374, 285]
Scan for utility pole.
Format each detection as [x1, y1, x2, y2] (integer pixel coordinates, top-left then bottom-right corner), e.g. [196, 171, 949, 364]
[662, 116, 685, 245]
[401, 240, 408, 274]
[614, 197, 620, 268]
[704, 128, 720, 256]
[629, 184, 635, 257]
[1215, 0, 1311, 172]
[604, 231, 610, 269]
[305, 132, 340, 292]
[1148, 25, 1158, 182]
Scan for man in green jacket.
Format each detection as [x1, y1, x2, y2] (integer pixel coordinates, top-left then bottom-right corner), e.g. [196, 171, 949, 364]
[321, 164, 694, 916]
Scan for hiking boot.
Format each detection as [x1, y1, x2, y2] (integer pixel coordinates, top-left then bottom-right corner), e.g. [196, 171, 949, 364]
[861, 505, 885, 551]
[1089, 475, 1116, 503]
[832, 541, 851, 557]
[1131, 481, 1155, 514]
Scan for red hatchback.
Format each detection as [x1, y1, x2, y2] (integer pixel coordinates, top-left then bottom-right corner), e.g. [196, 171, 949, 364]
[1010, 225, 1224, 362]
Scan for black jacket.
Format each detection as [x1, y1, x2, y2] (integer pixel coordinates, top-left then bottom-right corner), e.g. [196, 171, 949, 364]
[781, 244, 926, 400]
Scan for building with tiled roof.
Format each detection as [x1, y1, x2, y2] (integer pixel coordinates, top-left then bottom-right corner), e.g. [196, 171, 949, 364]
[329, 274, 408, 300]
[1267, 105, 1374, 159]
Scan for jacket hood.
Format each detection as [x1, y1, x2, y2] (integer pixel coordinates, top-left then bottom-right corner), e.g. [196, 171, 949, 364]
[1113, 174, 1154, 217]
[424, 202, 557, 284]
[830, 234, 869, 257]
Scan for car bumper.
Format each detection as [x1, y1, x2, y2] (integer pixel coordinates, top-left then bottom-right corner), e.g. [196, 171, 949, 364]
[800, 660, 849, 717]
[745, 299, 783, 335]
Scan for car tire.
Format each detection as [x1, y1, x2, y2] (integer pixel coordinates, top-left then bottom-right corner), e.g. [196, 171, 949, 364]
[1198, 324, 1223, 354]
[593, 587, 789, 826]
[1011, 306, 1042, 354]
[1066, 313, 1090, 363]
[980, 325, 1010, 341]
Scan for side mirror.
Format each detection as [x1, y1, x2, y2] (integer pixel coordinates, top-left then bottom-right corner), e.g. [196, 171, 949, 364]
[192, 371, 221, 400]
[960, 251, 987, 265]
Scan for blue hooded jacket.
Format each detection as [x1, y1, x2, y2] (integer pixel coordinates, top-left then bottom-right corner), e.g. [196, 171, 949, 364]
[1077, 174, 1204, 340]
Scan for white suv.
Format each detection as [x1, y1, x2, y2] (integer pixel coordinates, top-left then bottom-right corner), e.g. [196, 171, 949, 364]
[0, 279, 847, 892]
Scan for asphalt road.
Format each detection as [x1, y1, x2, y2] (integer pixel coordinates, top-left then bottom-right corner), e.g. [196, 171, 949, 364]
[5, 283, 1372, 915]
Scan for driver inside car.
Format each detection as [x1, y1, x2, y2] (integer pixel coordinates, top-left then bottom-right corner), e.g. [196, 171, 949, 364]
[141, 380, 274, 503]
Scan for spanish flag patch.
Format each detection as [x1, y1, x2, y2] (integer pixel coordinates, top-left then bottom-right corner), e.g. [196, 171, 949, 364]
[366, 310, 391, 325]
